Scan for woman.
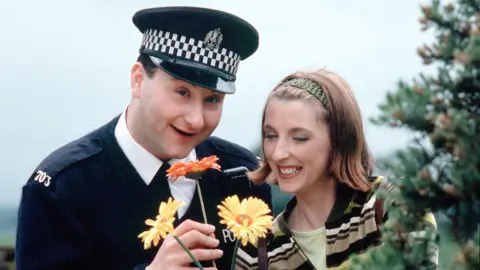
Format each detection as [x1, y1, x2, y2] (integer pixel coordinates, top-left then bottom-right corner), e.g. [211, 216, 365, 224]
[235, 69, 438, 269]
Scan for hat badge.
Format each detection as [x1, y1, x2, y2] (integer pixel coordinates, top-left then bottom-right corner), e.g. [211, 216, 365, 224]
[203, 28, 223, 51]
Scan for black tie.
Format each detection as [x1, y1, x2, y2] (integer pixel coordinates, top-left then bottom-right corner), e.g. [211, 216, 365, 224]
[142, 161, 174, 258]
[145, 161, 174, 216]
[149, 161, 171, 187]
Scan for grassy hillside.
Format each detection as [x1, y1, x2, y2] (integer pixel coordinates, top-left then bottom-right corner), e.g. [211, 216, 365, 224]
[0, 206, 16, 247]
[0, 206, 16, 269]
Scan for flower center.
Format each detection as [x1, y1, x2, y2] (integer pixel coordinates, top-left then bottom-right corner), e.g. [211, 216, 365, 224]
[155, 215, 167, 223]
[235, 214, 253, 226]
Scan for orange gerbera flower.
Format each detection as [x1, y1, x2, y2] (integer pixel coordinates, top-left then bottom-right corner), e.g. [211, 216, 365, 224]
[167, 155, 221, 181]
[217, 195, 273, 246]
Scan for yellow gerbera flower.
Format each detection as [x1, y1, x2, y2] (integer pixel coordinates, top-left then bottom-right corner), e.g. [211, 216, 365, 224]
[138, 197, 184, 249]
[217, 195, 273, 246]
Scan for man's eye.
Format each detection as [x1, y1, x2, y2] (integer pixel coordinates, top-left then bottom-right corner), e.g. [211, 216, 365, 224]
[205, 95, 220, 103]
[176, 88, 189, 96]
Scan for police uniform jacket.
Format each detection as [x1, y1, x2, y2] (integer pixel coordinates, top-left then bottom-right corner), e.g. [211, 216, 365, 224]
[15, 115, 272, 270]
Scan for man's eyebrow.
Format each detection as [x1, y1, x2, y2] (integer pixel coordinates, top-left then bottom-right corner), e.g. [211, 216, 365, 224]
[169, 77, 200, 89]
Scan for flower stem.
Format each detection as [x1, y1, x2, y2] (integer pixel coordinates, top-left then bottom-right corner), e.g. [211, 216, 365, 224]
[173, 235, 204, 270]
[196, 181, 217, 268]
[230, 239, 240, 270]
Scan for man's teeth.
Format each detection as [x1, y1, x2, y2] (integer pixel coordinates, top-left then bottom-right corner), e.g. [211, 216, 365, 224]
[280, 167, 300, 175]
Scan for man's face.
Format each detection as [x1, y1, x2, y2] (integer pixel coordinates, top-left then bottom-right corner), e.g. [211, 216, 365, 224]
[129, 64, 225, 160]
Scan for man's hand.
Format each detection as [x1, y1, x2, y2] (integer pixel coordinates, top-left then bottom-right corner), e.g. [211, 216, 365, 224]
[148, 219, 223, 270]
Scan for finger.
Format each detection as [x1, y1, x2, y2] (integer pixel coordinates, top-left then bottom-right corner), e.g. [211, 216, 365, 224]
[175, 219, 215, 237]
[178, 267, 218, 270]
[179, 230, 219, 249]
[175, 248, 223, 265]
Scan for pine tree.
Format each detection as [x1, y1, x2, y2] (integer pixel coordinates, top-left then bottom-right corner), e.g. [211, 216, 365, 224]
[350, 1, 480, 269]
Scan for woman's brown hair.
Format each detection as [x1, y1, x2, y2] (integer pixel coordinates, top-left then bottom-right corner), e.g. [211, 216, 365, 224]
[248, 69, 375, 192]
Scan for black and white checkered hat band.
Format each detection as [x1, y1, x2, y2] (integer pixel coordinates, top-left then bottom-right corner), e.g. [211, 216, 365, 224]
[141, 29, 241, 76]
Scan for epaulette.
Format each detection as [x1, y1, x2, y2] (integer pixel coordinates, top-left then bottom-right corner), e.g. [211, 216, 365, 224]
[208, 136, 260, 169]
[27, 135, 102, 189]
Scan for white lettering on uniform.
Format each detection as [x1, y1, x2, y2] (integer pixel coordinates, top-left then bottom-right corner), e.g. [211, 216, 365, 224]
[222, 229, 236, 243]
[34, 170, 52, 187]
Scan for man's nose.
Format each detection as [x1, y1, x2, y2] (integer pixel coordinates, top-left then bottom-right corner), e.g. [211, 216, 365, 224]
[184, 105, 205, 131]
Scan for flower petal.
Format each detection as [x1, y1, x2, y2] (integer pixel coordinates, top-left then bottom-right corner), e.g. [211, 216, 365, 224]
[217, 195, 273, 248]
[139, 197, 184, 249]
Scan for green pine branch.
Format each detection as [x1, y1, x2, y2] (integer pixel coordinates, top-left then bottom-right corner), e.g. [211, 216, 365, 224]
[349, 1, 480, 269]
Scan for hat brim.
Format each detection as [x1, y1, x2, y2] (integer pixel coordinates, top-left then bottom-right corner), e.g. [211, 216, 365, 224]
[150, 56, 236, 94]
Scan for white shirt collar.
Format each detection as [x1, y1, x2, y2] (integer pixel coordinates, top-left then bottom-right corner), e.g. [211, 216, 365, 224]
[114, 106, 197, 185]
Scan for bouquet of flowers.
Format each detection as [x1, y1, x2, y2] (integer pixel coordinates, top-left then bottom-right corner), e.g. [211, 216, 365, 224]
[138, 155, 273, 270]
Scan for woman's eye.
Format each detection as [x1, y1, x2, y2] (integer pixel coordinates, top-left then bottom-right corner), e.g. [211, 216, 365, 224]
[264, 133, 277, 139]
[294, 137, 308, 142]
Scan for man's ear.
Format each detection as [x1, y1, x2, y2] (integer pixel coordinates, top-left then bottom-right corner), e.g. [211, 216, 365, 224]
[130, 62, 145, 98]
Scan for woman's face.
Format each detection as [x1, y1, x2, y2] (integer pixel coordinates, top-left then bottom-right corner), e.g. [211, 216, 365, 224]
[263, 98, 331, 194]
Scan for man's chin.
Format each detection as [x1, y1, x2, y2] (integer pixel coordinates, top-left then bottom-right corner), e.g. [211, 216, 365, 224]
[165, 149, 192, 160]
[166, 142, 200, 159]
[164, 132, 210, 159]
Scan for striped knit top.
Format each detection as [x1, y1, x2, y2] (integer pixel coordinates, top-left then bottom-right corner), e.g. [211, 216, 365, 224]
[235, 176, 438, 270]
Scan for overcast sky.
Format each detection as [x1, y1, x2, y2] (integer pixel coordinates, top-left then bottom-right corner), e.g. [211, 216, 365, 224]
[0, 0, 435, 206]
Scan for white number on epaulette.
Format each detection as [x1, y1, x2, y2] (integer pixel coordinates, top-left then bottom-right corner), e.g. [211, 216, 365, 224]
[34, 170, 51, 187]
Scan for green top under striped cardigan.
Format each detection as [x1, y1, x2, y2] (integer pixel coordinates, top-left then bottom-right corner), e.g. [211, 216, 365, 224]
[235, 176, 438, 270]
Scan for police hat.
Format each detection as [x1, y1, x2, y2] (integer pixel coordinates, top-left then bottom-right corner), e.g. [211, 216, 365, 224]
[132, 6, 259, 94]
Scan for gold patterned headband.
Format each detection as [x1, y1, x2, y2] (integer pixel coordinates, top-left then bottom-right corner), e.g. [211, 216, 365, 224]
[281, 78, 328, 106]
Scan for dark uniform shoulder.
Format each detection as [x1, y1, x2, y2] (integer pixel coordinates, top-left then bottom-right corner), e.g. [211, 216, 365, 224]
[26, 130, 103, 189]
[206, 136, 260, 171]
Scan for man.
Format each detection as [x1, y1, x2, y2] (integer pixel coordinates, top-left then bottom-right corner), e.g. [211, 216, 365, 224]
[15, 6, 271, 270]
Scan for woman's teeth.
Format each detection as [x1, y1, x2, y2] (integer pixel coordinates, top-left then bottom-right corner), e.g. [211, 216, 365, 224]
[279, 166, 301, 175]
